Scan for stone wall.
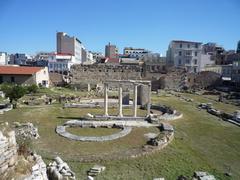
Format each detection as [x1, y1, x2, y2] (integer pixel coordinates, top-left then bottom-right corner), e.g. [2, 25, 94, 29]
[25, 154, 48, 180]
[0, 130, 18, 175]
[70, 64, 143, 85]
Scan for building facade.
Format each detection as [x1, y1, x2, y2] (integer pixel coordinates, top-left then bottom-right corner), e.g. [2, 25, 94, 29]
[123, 47, 149, 59]
[48, 53, 75, 73]
[237, 40, 240, 54]
[204, 64, 232, 80]
[0, 52, 8, 65]
[0, 66, 49, 87]
[167, 40, 204, 73]
[232, 58, 240, 85]
[92, 52, 104, 62]
[105, 43, 118, 58]
[9, 53, 28, 65]
[57, 32, 83, 63]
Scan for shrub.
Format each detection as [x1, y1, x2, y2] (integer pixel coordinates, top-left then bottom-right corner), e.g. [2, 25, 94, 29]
[0, 84, 27, 103]
[26, 84, 38, 94]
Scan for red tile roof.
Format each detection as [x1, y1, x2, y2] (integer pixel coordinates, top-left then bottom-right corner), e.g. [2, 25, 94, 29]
[0, 66, 43, 75]
[105, 58, 120, 63]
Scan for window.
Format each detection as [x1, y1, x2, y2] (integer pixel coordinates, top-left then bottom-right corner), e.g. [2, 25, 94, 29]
[195, 52, 198, 56]
[180, 44, 182, 48]
[179, 51, 182, 56]
[186, 59, 190, 64]
[187, 44, 190, 48]
[194, 59, 198, 65]
[186, 51, 191, 56]
[194, 67, 197, 73]
[0, 76, 3, 83]
[11, 77, 15, 83]
[195, 43, 199, 48]
[178, 59, 182, 65]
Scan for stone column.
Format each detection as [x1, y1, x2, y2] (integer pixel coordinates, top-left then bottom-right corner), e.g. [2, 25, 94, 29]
[118, 84, 123, 117]
[147, 82, 151, 117]
[87, 83, 91, 92]
[104, 83, 108, 116]
[133, 83, 138, 117]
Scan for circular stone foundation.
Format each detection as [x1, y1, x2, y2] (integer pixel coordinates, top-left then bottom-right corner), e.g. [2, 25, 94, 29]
[56, 120, 132, 142]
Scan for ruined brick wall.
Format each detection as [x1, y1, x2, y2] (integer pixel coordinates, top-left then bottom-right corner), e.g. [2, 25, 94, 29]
[70, 64, 143, 85]
[0, 130, 18, 175]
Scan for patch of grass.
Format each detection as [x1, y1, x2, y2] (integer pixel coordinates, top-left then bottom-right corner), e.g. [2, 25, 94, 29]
[66, 127, 122, 137]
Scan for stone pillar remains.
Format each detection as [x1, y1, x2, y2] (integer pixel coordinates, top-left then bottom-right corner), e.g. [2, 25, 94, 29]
[118, 84, 123, 117]
[133, 83, 138, 117]
[104, 83, 108, 116]
[87, 83, 91, 92]
[147, 83, 152, 116]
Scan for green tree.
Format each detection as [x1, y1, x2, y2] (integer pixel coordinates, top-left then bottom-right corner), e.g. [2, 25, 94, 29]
[26, 84, 38, 93]
[0, 84, 27, 103]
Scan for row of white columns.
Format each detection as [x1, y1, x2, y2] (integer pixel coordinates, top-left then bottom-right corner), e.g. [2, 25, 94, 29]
[104, 83, 151, 117]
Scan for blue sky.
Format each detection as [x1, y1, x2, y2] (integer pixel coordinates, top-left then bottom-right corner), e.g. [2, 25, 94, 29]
[0, 0, 240, 55]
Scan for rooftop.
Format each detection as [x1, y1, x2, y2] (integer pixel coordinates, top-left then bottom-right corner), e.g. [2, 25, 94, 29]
[0, 66, 43, 75]
[172, 40, 202, 44]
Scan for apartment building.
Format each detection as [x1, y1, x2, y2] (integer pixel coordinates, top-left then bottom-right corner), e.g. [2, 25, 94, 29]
[167, 40, 204, 73]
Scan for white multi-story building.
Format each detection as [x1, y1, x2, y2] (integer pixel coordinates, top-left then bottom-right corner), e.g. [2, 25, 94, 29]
[166, 40, 203, 73]
[123, 47, 149, 59]
[57, 32, 83, 64]
[84, 51, 95, 64]
[48, 53, 75, 73]
[0, 52, 8, 65]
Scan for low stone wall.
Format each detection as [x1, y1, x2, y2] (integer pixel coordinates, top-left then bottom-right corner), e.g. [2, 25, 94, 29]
[56, 120, 132, 142]
[25, 154, 48, 180]
[158, 112, 183, 121]
[0, 130, 18, 175]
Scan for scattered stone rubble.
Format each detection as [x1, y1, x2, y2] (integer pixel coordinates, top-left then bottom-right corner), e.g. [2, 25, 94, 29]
[148, 123, 174, 147]
[87, 165, 106, 177]
[198, 103, 240, 126]
[47, 156, 75, 180]
[149, 104, 182, 123]
[0, 103, 13, 114]
[193, 171, 216, 180]
[14, 122, 40, 140]
[0, 130, 18, 175]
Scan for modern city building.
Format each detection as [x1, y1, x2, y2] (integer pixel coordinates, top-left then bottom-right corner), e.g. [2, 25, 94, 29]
[237, 40, 240, 54]
[92, 52, 104, 62]
[57, 32, 83, 63]
[232, 58, 240, 85]
[204, 64, 232, 80]
[167, 40, 204, 73]
[0, 52, 8, 65]
[48, 53, 75, 73]
[105, 42, 118, 59]
[9, 53, 28, 65]
[123, 47, 149, 59]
